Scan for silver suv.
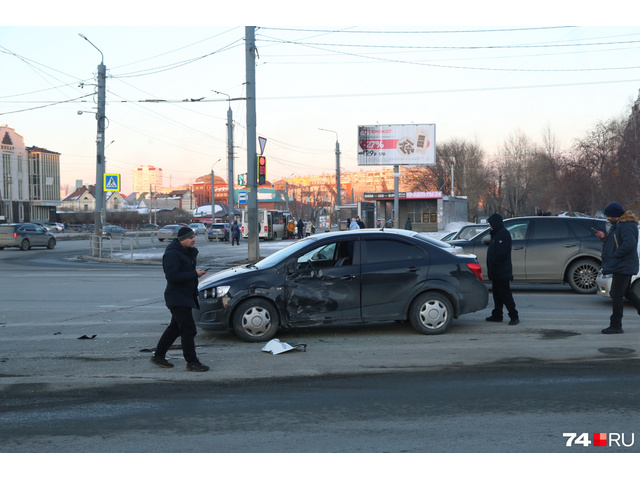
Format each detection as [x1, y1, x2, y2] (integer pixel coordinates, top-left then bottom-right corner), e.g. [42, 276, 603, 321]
[0, 223, 57, 251]
[449, 216, 607, 293]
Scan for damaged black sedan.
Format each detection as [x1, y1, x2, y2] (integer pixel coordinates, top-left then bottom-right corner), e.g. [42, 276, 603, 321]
[193, 229, 488, 342]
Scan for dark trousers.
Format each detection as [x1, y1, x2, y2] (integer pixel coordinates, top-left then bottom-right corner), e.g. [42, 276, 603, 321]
[491, 279, 519, 320]
[232, 236, 240, 246]
[609, 273, 640, 328]
[154, 306, 198, 363]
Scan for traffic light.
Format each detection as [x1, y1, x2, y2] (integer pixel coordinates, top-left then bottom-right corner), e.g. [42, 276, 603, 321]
[237, 174, 245, 186]
[258, 155, 267, 185]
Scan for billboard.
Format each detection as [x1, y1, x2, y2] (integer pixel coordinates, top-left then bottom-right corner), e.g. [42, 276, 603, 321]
[357, 124, 435, 166]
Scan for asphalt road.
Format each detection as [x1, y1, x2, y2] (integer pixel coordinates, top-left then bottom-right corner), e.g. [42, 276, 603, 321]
[1, 238, 640, 462]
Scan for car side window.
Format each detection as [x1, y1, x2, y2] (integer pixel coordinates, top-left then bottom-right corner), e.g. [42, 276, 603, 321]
[296, 241, 355, 270]
[531, 220, 570, 240]
[505, 221, 529, 241]
[364, 239, 425, 264]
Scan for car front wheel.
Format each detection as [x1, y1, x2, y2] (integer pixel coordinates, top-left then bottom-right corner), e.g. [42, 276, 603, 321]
[20, 239, 30, 251]
[232, 298, 279, 342]
[409, 292, 453, 335]
[47, 238, 56, 249]
[567, 259, 599, 294]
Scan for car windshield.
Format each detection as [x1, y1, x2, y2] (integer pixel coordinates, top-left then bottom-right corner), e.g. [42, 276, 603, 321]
[254, 237, 316, 269]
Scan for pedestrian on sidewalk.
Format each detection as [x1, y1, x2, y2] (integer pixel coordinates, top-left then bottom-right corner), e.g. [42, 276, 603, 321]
[594, 202, 640, 334]
[485, 213, 519, 325]
[231, 220, 241, 246]
[151, 226, 210, 372]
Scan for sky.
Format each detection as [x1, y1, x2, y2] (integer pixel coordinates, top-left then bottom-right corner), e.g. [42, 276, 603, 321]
[2, 3, 640, 197]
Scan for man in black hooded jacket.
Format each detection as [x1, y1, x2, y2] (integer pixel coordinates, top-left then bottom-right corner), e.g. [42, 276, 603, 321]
[150, 226, 210, 371]
[485, 213, 519, 325]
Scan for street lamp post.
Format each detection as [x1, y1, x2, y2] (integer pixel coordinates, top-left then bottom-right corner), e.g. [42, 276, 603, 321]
[79, 33, 106, 256]
[211, 159, 222, 219]
[318, 129, 341, 208]
[213, 90, 235, 220]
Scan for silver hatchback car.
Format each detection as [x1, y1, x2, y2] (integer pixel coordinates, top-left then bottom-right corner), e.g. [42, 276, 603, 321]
[0, 223, 56, 250]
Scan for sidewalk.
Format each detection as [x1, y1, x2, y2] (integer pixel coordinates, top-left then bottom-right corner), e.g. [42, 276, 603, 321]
[76, 233, 292, 267]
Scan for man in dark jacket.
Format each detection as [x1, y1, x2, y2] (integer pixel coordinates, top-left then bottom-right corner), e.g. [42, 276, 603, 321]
[297, 218, 305, 239]
[151, 226, 210, 371]
[485, 213, 519, 325]
[595, 202, 640, 334]
[231, 220, 241, 246]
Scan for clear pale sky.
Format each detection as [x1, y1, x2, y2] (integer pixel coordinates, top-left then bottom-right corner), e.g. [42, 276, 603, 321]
[2, 3, 639, 196]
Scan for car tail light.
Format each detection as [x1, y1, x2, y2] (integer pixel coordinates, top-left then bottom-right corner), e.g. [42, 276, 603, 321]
[13, 232, 17, 238]
[467, 263, 483, 282]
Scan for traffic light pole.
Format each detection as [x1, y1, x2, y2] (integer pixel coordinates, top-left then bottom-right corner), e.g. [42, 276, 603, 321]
[245, 27, 259, 262]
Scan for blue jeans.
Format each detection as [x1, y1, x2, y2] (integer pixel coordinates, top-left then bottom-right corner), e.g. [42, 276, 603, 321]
[609, 273, 640, 328]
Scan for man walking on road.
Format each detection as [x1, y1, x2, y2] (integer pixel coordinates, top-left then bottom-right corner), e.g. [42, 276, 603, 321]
[151, 226, 210, 371]
[595, 202, 640, 334]
[231, 220, 241, 246]
[485, 213, 519, 326]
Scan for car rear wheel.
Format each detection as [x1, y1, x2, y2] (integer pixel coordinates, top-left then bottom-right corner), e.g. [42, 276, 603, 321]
[567, 259, 599, 294]
[47, 238, 56, 249]
[232, 298, 279, 342]
[409, 292, 453, 335]
[20, 239, 30, 251]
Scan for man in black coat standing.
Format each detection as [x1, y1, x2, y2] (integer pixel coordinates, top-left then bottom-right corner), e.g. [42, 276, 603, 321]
[485, 213, 519, 325]
[151, 227, 210, 371]
[595, 202, 640, 334]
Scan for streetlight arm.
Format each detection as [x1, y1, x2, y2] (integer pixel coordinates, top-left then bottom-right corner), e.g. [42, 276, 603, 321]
[79, 33, 104, 64]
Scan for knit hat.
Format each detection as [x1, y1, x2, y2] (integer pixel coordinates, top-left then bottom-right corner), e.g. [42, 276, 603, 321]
[604, 202, 625, 218]
[177, 226, 195, 241]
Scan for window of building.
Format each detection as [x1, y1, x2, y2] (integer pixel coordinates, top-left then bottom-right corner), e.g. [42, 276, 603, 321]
[406, 200, 437, 224]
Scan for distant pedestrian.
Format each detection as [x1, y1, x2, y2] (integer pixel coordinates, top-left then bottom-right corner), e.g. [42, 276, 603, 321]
[297, 218, 305, 239]
[287, 220, 295, 239]
[349, 218, 360, 230]
[595, 202, 640, 334]
[356, 216, 365, 229]
[404, 217, 412, 230]
[485, 213, 519, 326]
[151, 226, 209, 372]
[305, 221, 313, 237]
[231, 220, 240, 246]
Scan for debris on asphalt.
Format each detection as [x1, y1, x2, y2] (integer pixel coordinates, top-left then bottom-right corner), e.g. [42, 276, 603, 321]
[261, 338, 307, 355]
[77, 334, 97, 340]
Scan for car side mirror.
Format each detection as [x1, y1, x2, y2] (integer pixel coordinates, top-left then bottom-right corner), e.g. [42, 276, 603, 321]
[482, 236, 491, 245]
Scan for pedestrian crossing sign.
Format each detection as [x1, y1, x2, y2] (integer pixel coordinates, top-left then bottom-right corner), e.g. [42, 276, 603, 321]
[104, 173, 120, 192]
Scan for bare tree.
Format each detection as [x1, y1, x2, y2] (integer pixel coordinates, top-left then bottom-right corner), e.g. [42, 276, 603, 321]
[404, 138, 491, 221]
[494, 130, 538, 217]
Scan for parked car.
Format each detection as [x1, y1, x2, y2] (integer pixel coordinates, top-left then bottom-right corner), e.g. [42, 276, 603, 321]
[596, 226, 640, 298]
[0, 223, 56, 250]
[450, 216, 607, 294]
[137, 223, 159, 231]
[157, 224, 182, 242]
[189, 223, 207, 234]
[193, 229, 488, 342]
[441, 224, 489, 242]
[45, 222, 65, 233]
[207, 223, 230, 242]
[101, 225, 126, 238]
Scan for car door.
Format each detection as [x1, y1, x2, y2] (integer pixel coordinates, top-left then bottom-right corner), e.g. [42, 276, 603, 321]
[525, 219, 578, 282]
[360, 237, 427, 320]
[284, 239, 361, 325]
[26, 224, 48, 246]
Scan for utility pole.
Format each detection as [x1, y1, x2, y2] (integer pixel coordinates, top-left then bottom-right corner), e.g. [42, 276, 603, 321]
[214, 90, 235, 222]
[226, 100, 235, 221]
[80, 34, 106, 257]
[245, 26, 259, 262]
